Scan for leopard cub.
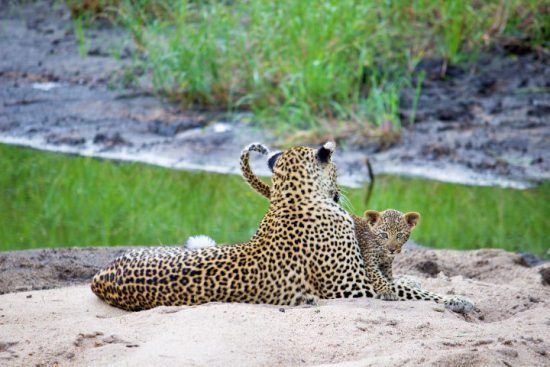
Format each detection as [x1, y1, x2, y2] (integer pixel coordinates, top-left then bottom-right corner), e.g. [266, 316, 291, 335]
[353, 209, 420, 300]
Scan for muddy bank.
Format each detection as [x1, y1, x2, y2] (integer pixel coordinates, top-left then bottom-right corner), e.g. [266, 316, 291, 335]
[1, 0, 549, 189]
[0, 247, 132, 294]
[0, 246, 549, 366]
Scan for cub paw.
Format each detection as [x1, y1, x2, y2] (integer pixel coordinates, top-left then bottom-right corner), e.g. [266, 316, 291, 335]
[444, 296, 475, 314]
[395, 276, 422, 289]
[375, 291, 399, 301]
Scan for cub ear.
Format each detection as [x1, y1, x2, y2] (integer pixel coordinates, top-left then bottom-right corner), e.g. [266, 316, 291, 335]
[267, 152, 282, 172]
[404, 212, 420, 229]
[317, 141, 336, 163]
[363, 210, 381, 226]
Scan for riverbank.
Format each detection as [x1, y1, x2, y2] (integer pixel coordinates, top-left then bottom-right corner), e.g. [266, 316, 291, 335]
[1, 1, 548, 189]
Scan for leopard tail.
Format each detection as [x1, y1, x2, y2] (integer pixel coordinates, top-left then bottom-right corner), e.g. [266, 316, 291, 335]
[240, 143, 271, 199]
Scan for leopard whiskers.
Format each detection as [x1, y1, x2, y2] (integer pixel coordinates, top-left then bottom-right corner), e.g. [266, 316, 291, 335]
[338, 188, 354, 213]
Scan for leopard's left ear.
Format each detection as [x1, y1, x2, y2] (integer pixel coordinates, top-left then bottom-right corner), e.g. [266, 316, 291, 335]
[317, 141, 335, 164]
[364, 210, 381, 226]
[404, 212, 420, 229]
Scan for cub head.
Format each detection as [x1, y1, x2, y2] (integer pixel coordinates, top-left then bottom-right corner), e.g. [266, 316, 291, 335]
[268, 142, 340, 203]
[364, 209, 420, 256]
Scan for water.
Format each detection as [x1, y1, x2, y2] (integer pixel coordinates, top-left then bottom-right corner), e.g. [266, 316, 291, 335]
[1, 144, 548, 257]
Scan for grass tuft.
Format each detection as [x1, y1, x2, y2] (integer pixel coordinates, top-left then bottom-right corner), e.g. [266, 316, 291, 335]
[101, 0, 547, 134]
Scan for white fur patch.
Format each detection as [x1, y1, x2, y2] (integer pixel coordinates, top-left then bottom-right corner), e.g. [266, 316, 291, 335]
[323, 141, 336, 151]
[185, 235, 217, 250]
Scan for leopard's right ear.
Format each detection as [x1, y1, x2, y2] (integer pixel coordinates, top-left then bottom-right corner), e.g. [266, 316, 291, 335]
[404, 212, 420, 229]
[267, 152, 283, 172]
[363, 210, 381, 226]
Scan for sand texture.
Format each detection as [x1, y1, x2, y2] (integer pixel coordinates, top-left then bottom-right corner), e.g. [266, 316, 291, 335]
[0, 247, 549, 366]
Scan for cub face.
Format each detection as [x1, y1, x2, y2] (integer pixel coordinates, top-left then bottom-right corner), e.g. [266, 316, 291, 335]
[364, 209, 420, 257]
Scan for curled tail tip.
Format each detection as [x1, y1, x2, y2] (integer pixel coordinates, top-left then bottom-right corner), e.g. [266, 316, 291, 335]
[242, 142, 270, 155]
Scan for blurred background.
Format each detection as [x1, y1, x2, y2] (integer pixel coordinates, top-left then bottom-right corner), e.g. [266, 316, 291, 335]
[0, 0, 548, 256]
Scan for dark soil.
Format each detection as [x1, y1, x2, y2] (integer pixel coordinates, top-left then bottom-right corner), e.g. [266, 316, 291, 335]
[0, 247, 132, 294]
[387, 52, 549, 185]
[0, 0, 548, 188]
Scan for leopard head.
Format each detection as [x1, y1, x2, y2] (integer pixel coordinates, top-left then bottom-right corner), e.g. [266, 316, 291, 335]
[364, 209, 420, 257]
[267, 142, 340, 204]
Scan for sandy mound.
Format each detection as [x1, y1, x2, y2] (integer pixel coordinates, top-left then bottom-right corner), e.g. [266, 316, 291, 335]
[1, 247, 548, 366]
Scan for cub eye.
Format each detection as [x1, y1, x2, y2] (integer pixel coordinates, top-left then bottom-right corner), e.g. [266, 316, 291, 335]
[396, 233, 403, 239]
[379, 233, 388, 239]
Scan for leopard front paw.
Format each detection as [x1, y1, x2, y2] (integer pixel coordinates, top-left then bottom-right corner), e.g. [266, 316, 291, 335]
[375, 291, 399, 301]
[305, 294, 319, 306]
[296, 294, 319, 307]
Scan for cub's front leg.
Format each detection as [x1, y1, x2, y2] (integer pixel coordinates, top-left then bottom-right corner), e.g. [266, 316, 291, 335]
[365, 253, 398, 301]
[378, 257, 394, 282]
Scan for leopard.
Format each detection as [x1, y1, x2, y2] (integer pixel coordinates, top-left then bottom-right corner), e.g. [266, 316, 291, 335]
[91, 142, 473, 313]
[92, 142, 375, 310]
[238, 143, 474, 312]
[352, 209, 422, 300]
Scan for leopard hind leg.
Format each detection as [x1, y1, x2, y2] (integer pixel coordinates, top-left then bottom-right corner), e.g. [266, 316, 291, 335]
[391, 283, 474, 314]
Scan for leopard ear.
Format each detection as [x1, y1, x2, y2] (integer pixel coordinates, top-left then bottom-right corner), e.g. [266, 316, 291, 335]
[317, 141, 335, 163]
[267, 152, 282, 172]
[404, 212, 420, 229]
[363, 210, 381, 226]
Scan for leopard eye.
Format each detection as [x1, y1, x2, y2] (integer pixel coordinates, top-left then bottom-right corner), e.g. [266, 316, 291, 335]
[396, 233, 403, 239]
[379, 233, 388, 239]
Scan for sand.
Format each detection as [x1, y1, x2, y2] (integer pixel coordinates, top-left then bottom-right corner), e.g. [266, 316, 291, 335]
[0, 247, 548, 366]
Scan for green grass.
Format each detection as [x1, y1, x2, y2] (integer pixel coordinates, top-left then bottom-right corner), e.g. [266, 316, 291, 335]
[90, 0, 547, 133]
[1, 144, 548, 257]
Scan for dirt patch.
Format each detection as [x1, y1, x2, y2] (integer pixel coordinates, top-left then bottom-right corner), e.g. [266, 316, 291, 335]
[1, 0, 548, 188]
[539, 267, 550, 286]
[0, 247, 131, 294]
[415, 260, 440, 277]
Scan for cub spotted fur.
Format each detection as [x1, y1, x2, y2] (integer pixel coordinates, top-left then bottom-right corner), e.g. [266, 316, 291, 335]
[353, 209, 419, 300]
